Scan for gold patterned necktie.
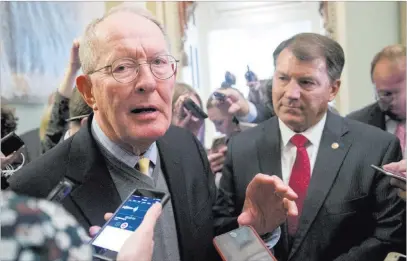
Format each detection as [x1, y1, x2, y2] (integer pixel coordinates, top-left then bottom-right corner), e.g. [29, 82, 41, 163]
[137, 157, 150, 175]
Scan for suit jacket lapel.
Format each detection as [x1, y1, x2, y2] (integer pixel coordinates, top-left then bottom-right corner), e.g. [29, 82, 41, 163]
[156, 133, 194, 260]
[257, 117, 283, 180]
[65, 115, 121, 227]
[256, 118, 291, 260]
[288, 112, 352, 260]
[367, 102, 386, 130]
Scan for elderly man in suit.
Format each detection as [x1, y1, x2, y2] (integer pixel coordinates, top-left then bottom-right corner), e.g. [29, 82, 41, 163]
[213, 33, 405, 261]
[347, 45, 406, 156]
[8, 4, 297, 261]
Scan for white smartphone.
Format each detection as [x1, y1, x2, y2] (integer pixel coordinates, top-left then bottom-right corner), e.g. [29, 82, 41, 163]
[370, 165, 406, 182]
[384, 252, 407, 261]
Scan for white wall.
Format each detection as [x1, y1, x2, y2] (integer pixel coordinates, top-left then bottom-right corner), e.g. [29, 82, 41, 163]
[335, 1, 400, 115]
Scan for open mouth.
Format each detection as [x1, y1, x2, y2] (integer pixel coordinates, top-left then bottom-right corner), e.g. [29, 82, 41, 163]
[131, 107, 157, 114]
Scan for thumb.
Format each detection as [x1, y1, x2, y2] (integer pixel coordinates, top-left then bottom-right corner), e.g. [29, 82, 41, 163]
[237, 211, 252, 226]
[139, 203, 162, 231]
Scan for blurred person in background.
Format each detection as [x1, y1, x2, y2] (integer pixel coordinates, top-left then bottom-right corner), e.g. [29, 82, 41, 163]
[1, 105, 24, 189]
[62, 87, 92, 141]
[171, 82, 205, 143]
[348, 45, 406, 157]
[41, 39, 82, 153]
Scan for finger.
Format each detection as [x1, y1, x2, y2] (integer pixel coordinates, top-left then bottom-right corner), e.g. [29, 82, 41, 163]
[228, 103, 241, 115]
[272, 176, 298, 200]
[104, 212, 113, 221]
[283, 198, 298, 217]
[218, 146, 228, 154]
[89, 226, 101, 237]
[390, 178, 406, 190]
[211, 164, 223, 173]
[237, 211, 253, 226]
[211, 156, 225, 167]
[398, 189, 406, 200]
[208, 152, 224, 162]
[179, 110, 192, 127]
[138, 203, 162, 232]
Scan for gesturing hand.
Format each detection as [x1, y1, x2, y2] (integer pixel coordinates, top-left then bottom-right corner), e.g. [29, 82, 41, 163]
[238, 174, 298, 235]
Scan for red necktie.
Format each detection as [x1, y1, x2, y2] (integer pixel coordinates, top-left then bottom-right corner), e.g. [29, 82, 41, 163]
[395, 122, 406, 157]
[287, 134, 311, 236]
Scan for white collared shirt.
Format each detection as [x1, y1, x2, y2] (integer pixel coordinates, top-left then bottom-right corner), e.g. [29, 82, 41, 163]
[279, 113, 327, 185]
[91, 118, 157, 176]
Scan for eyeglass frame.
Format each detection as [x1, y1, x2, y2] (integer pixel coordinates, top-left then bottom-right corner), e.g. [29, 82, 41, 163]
[87, 54, 179, 83]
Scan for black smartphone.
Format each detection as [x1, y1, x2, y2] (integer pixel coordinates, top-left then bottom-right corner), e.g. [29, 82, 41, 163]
[213, 92, 226, 102]
[90, 188, 170, 261]
[183, 98, 208, 119]
[370, 165, 406, 182]
[213, 226, 277, 261]
[1, 132, 25, 156]
[46, 179, 74, 203]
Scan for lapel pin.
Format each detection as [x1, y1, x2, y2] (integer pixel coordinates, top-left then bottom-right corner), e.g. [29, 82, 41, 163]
[331, 142, 339, 149]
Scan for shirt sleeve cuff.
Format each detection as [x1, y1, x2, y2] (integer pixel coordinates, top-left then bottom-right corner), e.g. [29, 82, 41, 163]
[236, 101, 258, 123]
[262, 226, 281, 250]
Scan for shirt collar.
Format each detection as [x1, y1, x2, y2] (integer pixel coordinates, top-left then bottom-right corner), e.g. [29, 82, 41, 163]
[279, 112, 327, 147]
[91, 118, 157, 168]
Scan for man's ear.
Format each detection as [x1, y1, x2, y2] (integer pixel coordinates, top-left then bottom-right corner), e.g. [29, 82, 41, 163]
[76, 75, 97, 110]
[329, 79, 341, 102]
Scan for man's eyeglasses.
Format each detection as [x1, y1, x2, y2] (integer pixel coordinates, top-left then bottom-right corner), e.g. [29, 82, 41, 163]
[88, 55, 179, 84]
[376, 91, 396, 102]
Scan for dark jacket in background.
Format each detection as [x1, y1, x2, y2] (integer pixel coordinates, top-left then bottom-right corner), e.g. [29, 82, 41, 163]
[347, 102, 386, 131]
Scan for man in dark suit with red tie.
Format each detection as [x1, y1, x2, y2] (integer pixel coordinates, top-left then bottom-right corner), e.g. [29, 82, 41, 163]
[213, 33, 405, 261]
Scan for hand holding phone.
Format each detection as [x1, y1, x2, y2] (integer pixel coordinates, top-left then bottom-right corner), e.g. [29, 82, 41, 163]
[370, 165, 406, 182]
[213, 226, 277, 261]
[211, 135, 227, 152]
[1, 132, 25, 157]
[213, 92, 226, 102]
[183, 98, 208, 119]
[90, 188, 170, 261]
[384, 252, 407, 261]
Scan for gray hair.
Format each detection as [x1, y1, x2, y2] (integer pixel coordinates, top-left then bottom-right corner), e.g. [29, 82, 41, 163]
[370, 44, 406, 82]
[273, 33, 345, 82]
[79, 3, 169, 74]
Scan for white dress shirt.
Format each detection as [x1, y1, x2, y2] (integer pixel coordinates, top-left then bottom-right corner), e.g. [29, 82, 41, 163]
[91, 118, 157, 176]
[279, 113, 327, 185]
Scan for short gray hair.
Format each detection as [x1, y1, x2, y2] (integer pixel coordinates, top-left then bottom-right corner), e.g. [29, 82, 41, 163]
[273, 33, 345, 82]
[79, 3, 169, 74]
[370, 44, 406, 82]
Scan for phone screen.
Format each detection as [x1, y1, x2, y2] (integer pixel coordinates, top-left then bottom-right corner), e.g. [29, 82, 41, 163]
[214, 226, 275, 261]
[91, 189, 168, 260]
[1, 132, 24, 156]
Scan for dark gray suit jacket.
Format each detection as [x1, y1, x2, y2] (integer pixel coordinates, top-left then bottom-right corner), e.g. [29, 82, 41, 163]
[214, 111, 405, 261]
[347, 102, 386, 131]
[8, 115, 220, 261]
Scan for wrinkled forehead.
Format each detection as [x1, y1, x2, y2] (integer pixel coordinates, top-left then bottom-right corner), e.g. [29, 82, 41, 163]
[94, 12, 168, 60]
